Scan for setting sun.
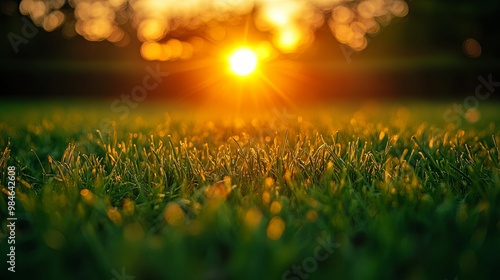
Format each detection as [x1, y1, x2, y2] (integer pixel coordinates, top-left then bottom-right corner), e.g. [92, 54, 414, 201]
[229, 48, 258, 76]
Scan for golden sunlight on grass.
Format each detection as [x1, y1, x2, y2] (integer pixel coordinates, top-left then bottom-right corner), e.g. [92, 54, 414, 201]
[229, 48, 258, 76]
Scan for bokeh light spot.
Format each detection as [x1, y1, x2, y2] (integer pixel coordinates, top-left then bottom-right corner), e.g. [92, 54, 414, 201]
[262, 191, 271, 205]
[270, 201, 282, 214]
[306, 210, 318, 222]
[163, 202, 185, 227]
[274, 28, 302, 53]
[106, 207, 123, 224]
[43, 229, 66, 250]
[138, 18, 168, 41]
[267, 216, 285, 240]
[244, 208, 263, 229]
[18, 0, 411, 58]
[463, 38, 482, 58]
[465, 108, 480, 123]
[141, 41, 162, 61]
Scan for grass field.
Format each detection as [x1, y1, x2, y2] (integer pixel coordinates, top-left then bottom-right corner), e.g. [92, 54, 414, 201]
[1, 101, 500, 280]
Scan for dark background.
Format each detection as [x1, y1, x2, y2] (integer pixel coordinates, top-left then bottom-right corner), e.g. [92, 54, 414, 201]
[0, 0, 499, 105]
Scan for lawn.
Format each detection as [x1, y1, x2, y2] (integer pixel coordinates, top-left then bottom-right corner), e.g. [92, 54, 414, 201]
[1, 101, 499, 280]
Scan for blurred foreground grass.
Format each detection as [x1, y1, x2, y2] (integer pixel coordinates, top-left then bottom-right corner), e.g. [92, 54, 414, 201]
[1, 101, 500, 280]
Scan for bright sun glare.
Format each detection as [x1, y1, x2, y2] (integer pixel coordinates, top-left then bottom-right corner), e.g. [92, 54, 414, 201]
[229, 48, 258, 76]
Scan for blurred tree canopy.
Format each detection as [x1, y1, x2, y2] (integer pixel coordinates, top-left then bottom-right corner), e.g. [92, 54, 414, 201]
[0, 0, 499, 100]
